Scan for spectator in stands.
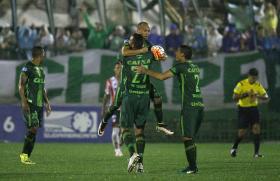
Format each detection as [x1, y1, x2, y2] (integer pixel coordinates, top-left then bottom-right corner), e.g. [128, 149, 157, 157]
[261, 2, 278, 35]
[0, 25, 16, 59]
[261, 30, 280, 50]
[55, 28, 70, 55]
[148, 26, 164, 47]
[107, 25, 126, 51]
[221, 26, 241, 53]
[165, 23, 183, 56]
[207, 26, 223, 56]
[256, 26, 265, 50]
[192, 26, 208, 56]
[262, 29, 280, 111]
[240, 29, 255, 51]
[18, 21, 37, 60]
[80, 5, 113, 49]
[37, 25, 54, 56]
[68, 29, 86, 52]
[183, 25, 196, 48]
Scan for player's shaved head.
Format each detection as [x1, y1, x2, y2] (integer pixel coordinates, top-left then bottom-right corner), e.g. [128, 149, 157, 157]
[137, 21, 150, 39]
[137, 21, 149, 30]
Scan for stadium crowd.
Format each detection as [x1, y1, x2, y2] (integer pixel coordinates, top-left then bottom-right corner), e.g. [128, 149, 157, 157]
[0, 1, 280, 60]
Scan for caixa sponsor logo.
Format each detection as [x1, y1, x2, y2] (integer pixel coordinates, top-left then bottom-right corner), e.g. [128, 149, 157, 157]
[44, 111, 98, 137]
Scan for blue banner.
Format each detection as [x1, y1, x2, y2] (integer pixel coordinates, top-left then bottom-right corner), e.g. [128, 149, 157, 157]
[0, 105, 112, 142]
[0, 105, 25, 142]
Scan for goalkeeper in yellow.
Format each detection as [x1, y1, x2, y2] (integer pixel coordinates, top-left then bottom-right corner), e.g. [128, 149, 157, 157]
[230, 68, 269, 158]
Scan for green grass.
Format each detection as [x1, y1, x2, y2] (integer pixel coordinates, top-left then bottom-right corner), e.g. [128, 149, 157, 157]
[0, 143, 280, 181]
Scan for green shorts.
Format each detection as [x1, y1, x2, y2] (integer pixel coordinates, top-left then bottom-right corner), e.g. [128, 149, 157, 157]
[180, 107, 204, 138]
[23, 103, 43, 129]
[113, 83, 160, 109]
[120, 94, 150, 129]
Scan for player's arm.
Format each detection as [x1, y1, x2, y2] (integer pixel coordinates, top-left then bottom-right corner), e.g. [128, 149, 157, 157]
[102, 80, 111, 118]
[232, 93, 249, 102]
[102, 94, 110, 118]
[256, 84, 269, 101]
[18, 72, 30, 113]
[232, 82, 250, 102]
[257, 93, 269, 101]
[43, 88, 51, 116]
[135, 66, 173, 80]
[80, 7, 94, 29]
[121, 45, 148, 56]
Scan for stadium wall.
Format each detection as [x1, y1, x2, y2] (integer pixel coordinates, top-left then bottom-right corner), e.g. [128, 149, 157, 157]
[1, 50, 280, 142]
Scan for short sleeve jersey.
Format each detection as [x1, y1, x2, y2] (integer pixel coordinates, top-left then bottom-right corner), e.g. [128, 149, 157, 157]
[170, 61, 204, 108]
[233, 78, 267, 107]
[122, 52, 155, 95]
[120, 39, 153, 95]
[21, 61, 45, 107]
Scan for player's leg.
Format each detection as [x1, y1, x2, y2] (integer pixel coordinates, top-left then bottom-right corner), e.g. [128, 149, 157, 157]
[231, 107, 249, 157]
[134, 94, 150, 173]
[111, 115, 119, 156]
[252, 123, 262, 157]
[98, 88, 123, 136]
[20, 104, 41, 164]
[135, 127, 145, 173]
[249, 107, 263, 157]
[120, 95, 139, 172]
[150, 84, 174, 135]
[231, 129, 247, 157]
[20, 127, 37, 164]
[122, 127, 139, 173]
[112, 111, 123, 157]
[180, 109, 200, 174]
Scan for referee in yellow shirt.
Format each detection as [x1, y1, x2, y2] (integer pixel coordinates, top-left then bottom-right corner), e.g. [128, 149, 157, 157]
[230, 68, 269, 158]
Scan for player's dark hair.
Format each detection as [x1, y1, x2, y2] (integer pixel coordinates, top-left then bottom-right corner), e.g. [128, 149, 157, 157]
[180, 45, 192, 59]
[131, 33, 144, 49]
[248, 68, 258, 76]
[32, 46, 44, 58]
[115, 60, 122, 66]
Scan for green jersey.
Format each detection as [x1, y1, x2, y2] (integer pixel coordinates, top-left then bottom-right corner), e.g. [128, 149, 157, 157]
[122, 52, 155, 95]
[170, 61, 204, 108]
[21, 62, 45, 107]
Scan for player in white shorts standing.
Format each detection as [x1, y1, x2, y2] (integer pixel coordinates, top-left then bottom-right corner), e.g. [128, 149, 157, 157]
[101, 61, 123, 157]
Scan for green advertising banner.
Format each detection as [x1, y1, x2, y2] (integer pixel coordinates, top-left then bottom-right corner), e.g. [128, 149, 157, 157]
[1, 50, 278, 111]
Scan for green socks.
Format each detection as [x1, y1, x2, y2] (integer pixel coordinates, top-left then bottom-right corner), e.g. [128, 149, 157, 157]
[136, 134, 145, 163]
[184, 140, 197, 169]
[122, 130, 135, 157]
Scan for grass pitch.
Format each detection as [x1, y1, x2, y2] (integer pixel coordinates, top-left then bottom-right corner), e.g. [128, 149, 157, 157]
[0, 142, 279, 181]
